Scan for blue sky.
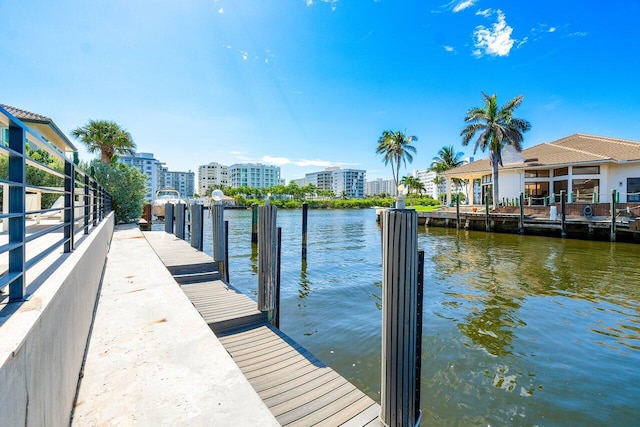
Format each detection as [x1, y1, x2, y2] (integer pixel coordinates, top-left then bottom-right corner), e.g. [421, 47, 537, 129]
[2, 0, 640, 183]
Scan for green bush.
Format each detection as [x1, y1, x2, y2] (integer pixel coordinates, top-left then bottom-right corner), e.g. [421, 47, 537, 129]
[90, 161, 147, 223]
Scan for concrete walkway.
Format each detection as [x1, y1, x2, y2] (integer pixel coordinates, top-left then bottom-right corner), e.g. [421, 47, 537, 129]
[72, 225, 279, 426]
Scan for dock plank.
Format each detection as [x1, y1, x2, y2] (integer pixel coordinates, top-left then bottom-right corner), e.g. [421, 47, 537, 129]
[143, 230, 380, 426]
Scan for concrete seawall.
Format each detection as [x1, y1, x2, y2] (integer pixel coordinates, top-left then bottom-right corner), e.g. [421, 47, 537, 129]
[0, 213, 115, 426]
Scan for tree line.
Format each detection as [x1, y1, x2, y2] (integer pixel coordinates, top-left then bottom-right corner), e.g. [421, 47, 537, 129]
[60, 91, 529, 221]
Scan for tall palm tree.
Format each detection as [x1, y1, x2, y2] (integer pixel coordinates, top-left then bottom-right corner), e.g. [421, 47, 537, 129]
[461, 93, 531, 208]
[376, 130, 418, 191]
[429, 145, 466, 197]
[400, 175, 425, 195]
[71, 120, 136, 164]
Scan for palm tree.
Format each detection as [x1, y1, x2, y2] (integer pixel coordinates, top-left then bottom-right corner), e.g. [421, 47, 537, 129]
[400, 175, 425, 195]
[429, 145, 466, 202]
[461, 93, 531, 208]
[376, 130, 418, 191]
[71, 120, 136, 164]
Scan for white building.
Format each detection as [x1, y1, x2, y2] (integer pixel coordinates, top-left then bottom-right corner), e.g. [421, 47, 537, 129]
[228, 163, 281, 188]
[306, 167, 366, 198]
[441, 134, 640, 205]
[290, 178, 306, 187]
[365, 178, 397, 197]
[163, 169, 195, 198]
[120, 152, 162, 202]
[198, 162, 228, 194]
[305, 168, 335, 193]
[412, 170, 438, 199]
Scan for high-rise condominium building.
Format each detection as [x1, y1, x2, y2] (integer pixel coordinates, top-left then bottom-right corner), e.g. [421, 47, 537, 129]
[198, 162, 228, 194]
[365, 178, 397, 197]
[163, 169, 195, 198]
[305, 167, 366, 198]
[120, 152, 163, 202]
[228, 163, 281, 188]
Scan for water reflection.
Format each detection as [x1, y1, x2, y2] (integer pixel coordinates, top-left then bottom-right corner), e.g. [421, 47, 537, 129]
[298, 260, 310, 303]
[211, 209, 640, 426]
[250, 242, 258, 275]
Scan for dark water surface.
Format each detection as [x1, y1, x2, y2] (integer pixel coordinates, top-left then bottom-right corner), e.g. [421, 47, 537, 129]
[202, 208, 640, 426]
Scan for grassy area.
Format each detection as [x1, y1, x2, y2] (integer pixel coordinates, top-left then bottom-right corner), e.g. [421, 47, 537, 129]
[408, 205, 443, 212]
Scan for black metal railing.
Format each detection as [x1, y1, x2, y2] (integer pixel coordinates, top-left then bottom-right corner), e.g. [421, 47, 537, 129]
[0, 106, 112, 303]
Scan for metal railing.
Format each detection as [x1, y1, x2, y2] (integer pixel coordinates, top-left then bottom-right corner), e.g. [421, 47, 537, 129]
[0, 106, 111, 303]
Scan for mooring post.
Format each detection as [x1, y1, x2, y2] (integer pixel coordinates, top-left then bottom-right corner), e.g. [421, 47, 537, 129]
[211, 203, 226, 280]
[519, 192, 525, 234]
[190, 204, 204, 251]
[251, 203, 259, 244]
[560, 190, 567, 238]
[455, 194, 460, 229]
[302, 202, 308, 260]
[610, 189, 617, 242]
[275, 227, 282, 329]
[258, 204, 278, 324]
[175, 203, 186, 239]
[380, 208, 422, 427]
[415, 249, 425, 425]
[164, 203, 174, 234]
[485, 193, 490, 232]
[225, 220, 230, 282]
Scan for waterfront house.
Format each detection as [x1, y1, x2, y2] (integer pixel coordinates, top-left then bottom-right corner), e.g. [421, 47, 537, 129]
[440, 134, 640, 205]
[1, 104, 77, 154]
[1, 104, 79, 229]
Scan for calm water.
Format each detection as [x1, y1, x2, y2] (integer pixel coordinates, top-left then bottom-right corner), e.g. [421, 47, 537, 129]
[201, 208, 640, 426]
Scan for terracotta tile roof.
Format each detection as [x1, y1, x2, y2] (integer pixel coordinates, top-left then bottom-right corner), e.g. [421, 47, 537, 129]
[442, 133, 640, 176]
[1, 104, 52, 122]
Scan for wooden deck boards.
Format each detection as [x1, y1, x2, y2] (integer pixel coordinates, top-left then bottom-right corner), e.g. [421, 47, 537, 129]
[143, 231, 381, 426]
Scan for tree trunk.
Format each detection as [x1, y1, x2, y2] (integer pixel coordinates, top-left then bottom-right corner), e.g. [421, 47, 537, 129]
[491, 152, 500, 209]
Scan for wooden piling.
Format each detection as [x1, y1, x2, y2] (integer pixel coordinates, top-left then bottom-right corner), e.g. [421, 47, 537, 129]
[225, 220, 230, 282]
[302, 202, 308, 260]
[380, 208, 421, 427]
[211, 204, 226, 280]
[164, 203, 174, 234]
[258, 205, 278, 317]
[415, 250, 424, 424]
[485, 193, 490, 232]
[519, 192, 525, 234]
[190, 204, 204, 251]
[455, 194, 460, 229]
[275, 227, 282, 329]
[560, 190, 567, 238]
[175, 203, 186, 239]
[610, 189, 617, 242]
[251, 204, 259, 244]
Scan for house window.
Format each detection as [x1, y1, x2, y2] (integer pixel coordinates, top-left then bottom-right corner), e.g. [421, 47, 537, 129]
[525, 170, 550, 178]
[482, 174, 492, 184]
[572, 179, 599, 201]
[553, 167, 568, 177]
[525, 182, 549, 204]
[573, 165, 600, 175]
[553, 180, 568, 196]
[628, 178, 640, 202]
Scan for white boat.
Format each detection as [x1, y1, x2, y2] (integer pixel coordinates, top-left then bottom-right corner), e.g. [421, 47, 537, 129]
[152, 188, 186, 219]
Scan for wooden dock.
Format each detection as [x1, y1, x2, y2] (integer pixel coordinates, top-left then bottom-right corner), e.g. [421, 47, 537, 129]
[143, 231, 381, 426]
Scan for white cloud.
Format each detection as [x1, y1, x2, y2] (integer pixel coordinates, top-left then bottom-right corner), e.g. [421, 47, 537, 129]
[306, 0, 339, 11]
[240, 51, 248, 60]
[261, 155, 356, 168]
[548, 27, 556, 33]
[453, 0, 476, 13]
[218, 8, 224, 14]
[476, 8, 491, 17]
[473, 9, 517, 57]
[569, 31, 587, 37]
[443, 45, 455, 52]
